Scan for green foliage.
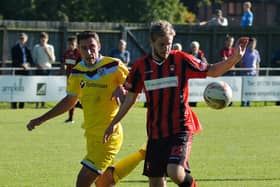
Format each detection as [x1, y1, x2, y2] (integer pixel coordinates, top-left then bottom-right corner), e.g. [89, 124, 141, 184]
[140, 0, 188, 23]
[0, 0, 191, 23]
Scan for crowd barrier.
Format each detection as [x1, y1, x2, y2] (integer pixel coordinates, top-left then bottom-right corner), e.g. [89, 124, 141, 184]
[1, 75, 280, 102]
[0, 67, 280, 102]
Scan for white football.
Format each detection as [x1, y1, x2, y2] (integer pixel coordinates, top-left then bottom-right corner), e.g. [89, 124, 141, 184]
[203, 81, 233, 109]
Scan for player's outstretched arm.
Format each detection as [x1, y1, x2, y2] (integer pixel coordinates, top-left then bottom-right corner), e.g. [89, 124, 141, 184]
[26, 95, 78, 131]
[207, 37, 249, 77]
[103, 91, 137, 143]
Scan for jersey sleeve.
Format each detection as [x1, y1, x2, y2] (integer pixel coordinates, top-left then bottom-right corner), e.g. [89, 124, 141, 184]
[117, 61, 129, 84]
[124, 60, 144, 93]
[181, 51, 209, 78]
[220, 49, 225, 58]
[66, 74, 81, 96]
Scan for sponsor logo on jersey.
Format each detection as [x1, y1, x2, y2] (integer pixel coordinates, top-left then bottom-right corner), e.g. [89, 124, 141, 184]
[144, 76, 178, 91]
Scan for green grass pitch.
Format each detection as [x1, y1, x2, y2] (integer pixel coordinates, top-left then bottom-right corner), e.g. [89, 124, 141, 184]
[0, 103, 280, 187]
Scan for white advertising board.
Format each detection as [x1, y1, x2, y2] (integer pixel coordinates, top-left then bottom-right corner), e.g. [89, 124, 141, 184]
[188, 77, 242, 102]
[242, 76, 280, 101]
[0, 76, 67, 102]
[2, 76, 280, 102]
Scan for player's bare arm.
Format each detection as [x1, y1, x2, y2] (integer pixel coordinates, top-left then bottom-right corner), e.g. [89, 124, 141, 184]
[26, 95, 78, 131]
[103, 92, 138, 143]
[207, 37, 249, 77]
[111, 85, 127, 105]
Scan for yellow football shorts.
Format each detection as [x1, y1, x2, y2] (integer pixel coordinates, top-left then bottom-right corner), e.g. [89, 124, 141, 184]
[81, 123, 123, 174]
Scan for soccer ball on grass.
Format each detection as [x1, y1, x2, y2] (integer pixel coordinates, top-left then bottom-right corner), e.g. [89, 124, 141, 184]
[203, 81, 233, 109]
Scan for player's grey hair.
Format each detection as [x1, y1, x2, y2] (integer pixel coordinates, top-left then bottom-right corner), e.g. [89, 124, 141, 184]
[244, 1, 252, 8]
[19, 32, 28, 39]
[172, 43, 182, 51]
[190, 41, 200, 48]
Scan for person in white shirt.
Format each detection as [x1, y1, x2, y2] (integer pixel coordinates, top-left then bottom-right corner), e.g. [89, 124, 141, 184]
[200, 9, 228, 27]
[32, 32, 56, 108]
[32, 32, 55, 76]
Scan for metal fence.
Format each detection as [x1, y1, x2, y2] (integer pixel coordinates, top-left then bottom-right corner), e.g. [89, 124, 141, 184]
[1, 20, 280, 68]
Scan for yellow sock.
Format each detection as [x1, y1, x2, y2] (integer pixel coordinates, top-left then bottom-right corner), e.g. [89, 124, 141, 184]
[113, 147, 146, 183]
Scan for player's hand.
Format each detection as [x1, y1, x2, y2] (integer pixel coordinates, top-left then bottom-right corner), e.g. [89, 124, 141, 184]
[103, 124, 116, 143]
[22, 63, 30, 70]
[26, 118, 43, 131]
[236, 37, 249, 56]
[111, 85, 127, 105]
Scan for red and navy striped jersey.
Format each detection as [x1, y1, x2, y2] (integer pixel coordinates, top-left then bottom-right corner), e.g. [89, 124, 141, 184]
[125, 50, 209, 139]
[63, 48, 82, 77]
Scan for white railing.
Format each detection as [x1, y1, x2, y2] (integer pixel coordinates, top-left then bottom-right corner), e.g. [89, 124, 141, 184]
[1, 67, 280, 75]
[0, 67, 62, 75]
[230, 67, 280, 76]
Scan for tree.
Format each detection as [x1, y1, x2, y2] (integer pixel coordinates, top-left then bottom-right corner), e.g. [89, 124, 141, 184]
[181, 0, 224, 14]
[66, 0, 191, 23]
[0, 0, 34, 20]
[0, 0, 193, 23]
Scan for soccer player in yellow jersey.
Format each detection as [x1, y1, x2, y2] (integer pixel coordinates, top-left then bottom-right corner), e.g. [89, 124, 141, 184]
[26, 31, 145, 187]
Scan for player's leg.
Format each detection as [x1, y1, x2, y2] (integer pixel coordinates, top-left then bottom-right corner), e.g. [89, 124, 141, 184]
[166, 133, 197, 187]
[75, 100, 83, 108]
[76, 166, 99, 187]
[95, 168, 115, 187]
[144, 139, 169, 187]
[95, 143, 146, 187]
[167, 164, 196, 187]
[149, 177, 167, 187]
[65, 107, 74, 123]
[79, 124, 123, 187]
[112, 142, 146, 183]
[19, 102, 24, 109]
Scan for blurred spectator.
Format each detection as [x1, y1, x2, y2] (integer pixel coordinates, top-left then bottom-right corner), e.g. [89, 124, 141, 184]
[172, 43, 182, 51]
[32, 32, 56, 108]
[220, 35, 235, 76]
[200, 9, 228, 27]
[189, 41, 207, 107]
[62, 36, 82, 123]
[10, 32, 33, 109]
[189, 41, 207, 63]
[270, 48, 280, 75]
[110, 39, 130, 67]
[240, 37, 261, 107]
[240, 1, 254, 27]
[270, 48, 280, 105]
[62, 36, 81, 78]
[32, 32, 56, 75]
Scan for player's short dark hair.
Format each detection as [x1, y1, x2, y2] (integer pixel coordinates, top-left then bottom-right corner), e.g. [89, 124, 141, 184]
[150, 20, 176, 42]
[67, 35, 77, 42]
[225, 34, 234, 40]
[77, 31, 100, 45]
[40, 32, 48, 39]
[249, 37, 256, 42]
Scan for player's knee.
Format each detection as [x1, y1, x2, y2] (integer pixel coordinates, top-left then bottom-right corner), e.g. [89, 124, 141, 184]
[167, 164, 186, 184]
[76, 166, 97, 187]
[177, 173, 194, 187]
[95, 168, 115, 187]
[149, 177, 166, 187]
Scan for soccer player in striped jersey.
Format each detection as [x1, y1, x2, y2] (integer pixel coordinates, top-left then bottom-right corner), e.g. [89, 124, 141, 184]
[62, 36, 82, 123]
[104, 20, 248, 187]
[26, 31, 145, 187]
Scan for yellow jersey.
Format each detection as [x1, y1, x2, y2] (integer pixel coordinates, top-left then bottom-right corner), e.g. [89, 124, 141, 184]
[67, 56, 129, 130]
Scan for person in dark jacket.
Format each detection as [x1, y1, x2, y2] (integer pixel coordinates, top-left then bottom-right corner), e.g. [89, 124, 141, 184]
[11, 32, 33, 109]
